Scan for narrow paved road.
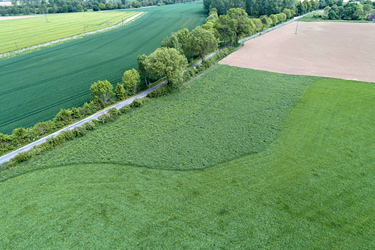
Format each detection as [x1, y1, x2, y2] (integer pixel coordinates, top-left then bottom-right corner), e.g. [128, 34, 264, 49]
[0, 11, 314, 165]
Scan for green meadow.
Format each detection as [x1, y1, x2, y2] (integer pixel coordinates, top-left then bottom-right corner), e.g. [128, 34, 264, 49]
[0, 11, 138, 54]
[1, 65, 374, 248]
[0, 2, 205, 134]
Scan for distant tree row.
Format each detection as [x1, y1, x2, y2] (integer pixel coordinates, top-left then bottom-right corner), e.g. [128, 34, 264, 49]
[0, 0, 195, 16]
[203, 0, 320, 16]
[321, 1, 374, 20]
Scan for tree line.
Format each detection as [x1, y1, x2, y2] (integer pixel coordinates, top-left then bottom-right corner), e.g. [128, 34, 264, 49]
[319, 1, 375, 20]
[204, 0, 320, 17]
[0, 0, 195, 16]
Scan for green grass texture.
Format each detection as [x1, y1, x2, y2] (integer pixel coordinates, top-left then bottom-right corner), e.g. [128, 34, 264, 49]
[0, 11, 138, 54]
[0, 2, 206, 134]
[1, 65, 374, 248]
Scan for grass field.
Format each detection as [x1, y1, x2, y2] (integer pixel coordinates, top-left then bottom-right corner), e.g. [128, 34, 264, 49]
[0, 3, 206, 134]
[0, 11, 139, 54]
[1, 65, 374, 248]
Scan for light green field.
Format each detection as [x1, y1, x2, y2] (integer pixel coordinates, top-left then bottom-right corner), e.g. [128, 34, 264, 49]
[0, 65, 374, 248]
[0, 11, 138, 54]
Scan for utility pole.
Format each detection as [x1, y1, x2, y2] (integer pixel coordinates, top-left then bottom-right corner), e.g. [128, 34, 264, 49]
[295, 21, 299, 34]
[45, 13, 48, 23]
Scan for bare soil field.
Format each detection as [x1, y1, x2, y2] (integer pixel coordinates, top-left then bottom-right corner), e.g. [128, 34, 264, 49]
[220, 22, 375, 82]
[0, 15, 38, 21]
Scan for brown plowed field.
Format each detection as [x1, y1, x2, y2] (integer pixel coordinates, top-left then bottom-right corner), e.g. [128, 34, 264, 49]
[220, 22, 375, 82]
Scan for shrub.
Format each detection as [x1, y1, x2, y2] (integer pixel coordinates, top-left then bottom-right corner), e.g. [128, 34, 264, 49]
[97, 113, 111, 124]
[60, 130, 75, 141]
[0, 133, 14, 153]
[130, 98, 145, 108]
[72, 126, 87, 138]
[12, 127, 29, 145]
[147, 85, 172, 98]
[83, 101, 98, 115]
[52, 134, 66, 146]
[54, 109, 73, 127]
[84, 121, 96, 130]
[33, 122, 48, 136]
[108, 108, 120, 120]
[119, 106, 130, 114]
[9, 151, 33, 166]
[115, 83, 126, 100]
[71, 107, 81, 119]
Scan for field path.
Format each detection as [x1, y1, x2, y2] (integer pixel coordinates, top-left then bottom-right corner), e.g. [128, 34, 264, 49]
[0, 11, 313, 165]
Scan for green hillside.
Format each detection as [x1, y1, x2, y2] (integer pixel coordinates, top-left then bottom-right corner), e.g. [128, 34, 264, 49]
[0, 2, 205, 134]
[1, 65, 374, 249]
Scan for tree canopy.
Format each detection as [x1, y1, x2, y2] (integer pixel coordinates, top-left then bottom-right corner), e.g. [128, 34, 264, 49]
[144, 48, 188, 85]
[90, 80, 114, 103]
[189, 26, 218, 60]
[122, 68, 140, 95]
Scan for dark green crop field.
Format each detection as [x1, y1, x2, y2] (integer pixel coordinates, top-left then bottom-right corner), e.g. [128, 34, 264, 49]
[1, 65, 374, 248]
[0, 2, 205, 134]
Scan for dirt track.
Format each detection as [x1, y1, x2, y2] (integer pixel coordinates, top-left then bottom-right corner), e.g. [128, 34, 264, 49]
[0, 15, 38, 21]
[220, 22, 375, 83]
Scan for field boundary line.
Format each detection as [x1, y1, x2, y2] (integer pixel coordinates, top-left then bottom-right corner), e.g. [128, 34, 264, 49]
[0, 12, 145, 60]
[0, 11, 315, 165]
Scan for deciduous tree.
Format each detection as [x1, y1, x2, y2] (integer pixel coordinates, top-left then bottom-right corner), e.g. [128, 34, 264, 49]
[122, 69, 140, 95]
[144, 47, 188, 85]
[214, 14, 238, 45]
[115, 83, 126, 100]
[189, 26, 218, 60]
[90, 80, 114, 103]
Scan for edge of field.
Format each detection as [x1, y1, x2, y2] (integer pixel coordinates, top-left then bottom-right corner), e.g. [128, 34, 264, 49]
[0, 12, 145, 60]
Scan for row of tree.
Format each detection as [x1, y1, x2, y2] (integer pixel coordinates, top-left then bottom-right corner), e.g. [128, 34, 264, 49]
[0, 0, 195, 16]
[191, 8, 294, 48]
[203, 0, 320, 17]
[322, 2, 374, 20]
